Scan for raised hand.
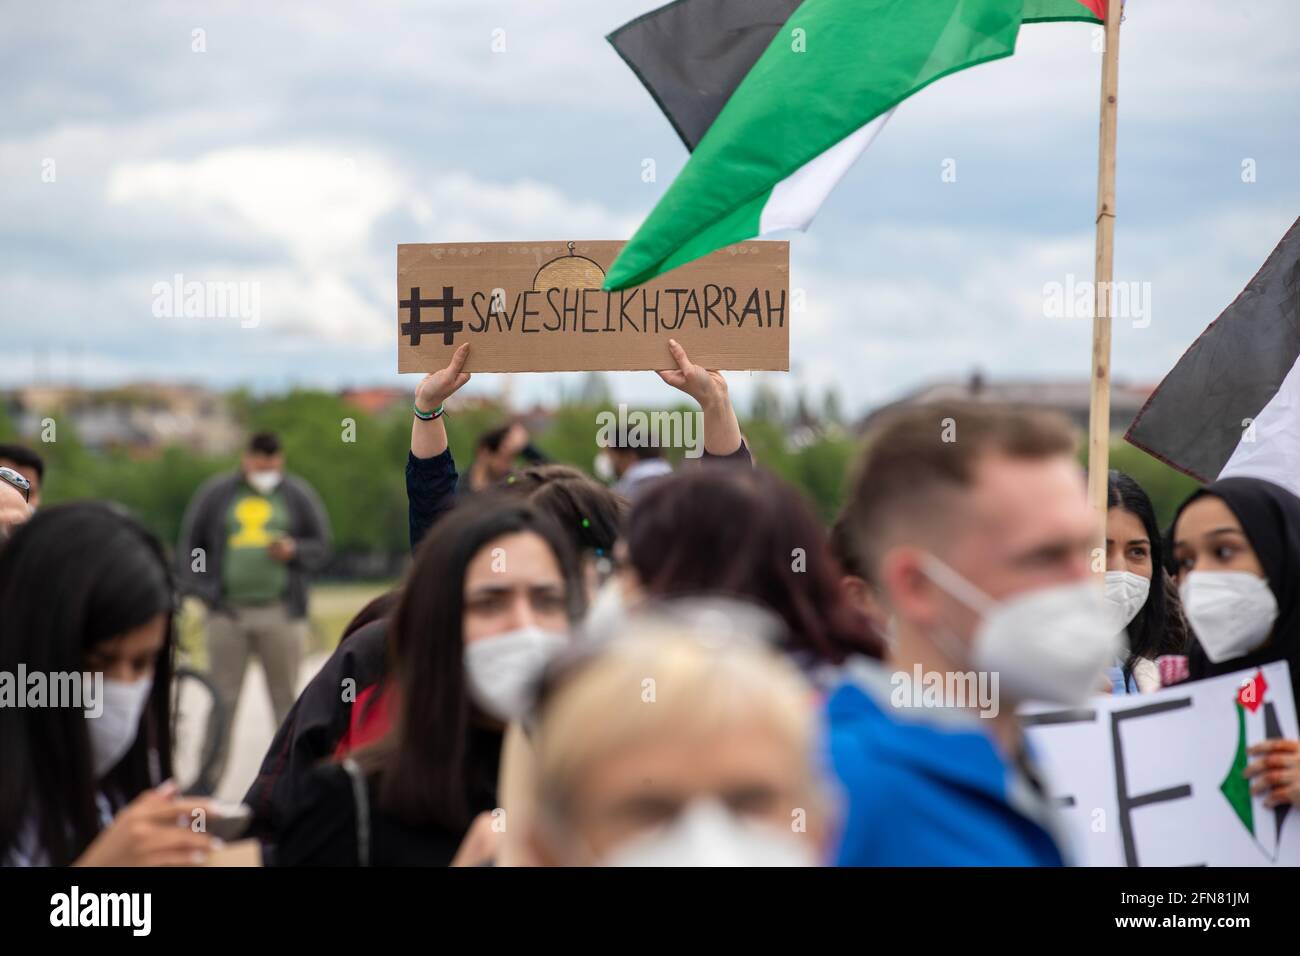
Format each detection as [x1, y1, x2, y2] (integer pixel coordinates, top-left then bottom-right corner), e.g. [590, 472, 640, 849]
[656, 338, 728, 411]
[655, 339, 742, 456]
[416, 343, 472, 412]
[412, 344, 471, 460]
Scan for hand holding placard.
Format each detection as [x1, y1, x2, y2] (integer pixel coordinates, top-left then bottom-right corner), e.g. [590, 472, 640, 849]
[657, 339, 742, 457]
[411, 343, 472, 461]
[396, 240, 788, 374]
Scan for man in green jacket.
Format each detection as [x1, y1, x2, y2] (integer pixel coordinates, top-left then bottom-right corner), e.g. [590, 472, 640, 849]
[178, 431, 332, 789]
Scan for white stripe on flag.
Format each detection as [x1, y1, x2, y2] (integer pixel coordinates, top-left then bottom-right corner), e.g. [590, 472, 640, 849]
[757, 108, 896, 236]
[1219, 351, 1300, 497]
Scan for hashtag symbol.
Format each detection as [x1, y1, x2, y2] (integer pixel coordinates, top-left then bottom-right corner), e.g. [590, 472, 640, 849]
[400, 285, 464, 346]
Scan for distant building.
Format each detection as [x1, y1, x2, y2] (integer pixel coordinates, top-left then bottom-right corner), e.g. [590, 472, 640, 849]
[5, 384, 242, 455]
[341, 387, 408, 417]
[859, 371, 1155, 436]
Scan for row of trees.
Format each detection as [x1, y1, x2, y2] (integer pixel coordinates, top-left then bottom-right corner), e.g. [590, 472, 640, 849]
[0, 391, 1199, 576]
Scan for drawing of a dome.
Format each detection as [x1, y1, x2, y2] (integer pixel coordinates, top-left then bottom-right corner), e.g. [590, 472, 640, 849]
[533, 243, 607, 291]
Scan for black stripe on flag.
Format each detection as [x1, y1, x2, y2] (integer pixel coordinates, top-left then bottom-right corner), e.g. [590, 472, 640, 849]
[607, 0, 802, 151]
[1126, 217, 1300, 482]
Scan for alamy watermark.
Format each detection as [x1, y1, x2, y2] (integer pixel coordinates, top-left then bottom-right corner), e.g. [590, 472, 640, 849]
[890, 664, 1000, 718]
[50, 886, 151, 936]
[1043, 273, 1151, 329]
[0, 666, 103, 717]
[152, 273, 260, 328]
[595, 403, 704, 459]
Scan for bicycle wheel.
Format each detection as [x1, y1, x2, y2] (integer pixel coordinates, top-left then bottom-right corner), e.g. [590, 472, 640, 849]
[171, 666, 227, 796]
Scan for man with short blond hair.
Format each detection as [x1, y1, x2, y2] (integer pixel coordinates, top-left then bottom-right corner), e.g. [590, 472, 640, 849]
[828, 400, 1115, 866]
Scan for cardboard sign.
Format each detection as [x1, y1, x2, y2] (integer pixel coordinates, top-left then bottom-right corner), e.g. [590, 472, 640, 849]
[396, 240, 788, 373]
[1023, 662, 1300, 866]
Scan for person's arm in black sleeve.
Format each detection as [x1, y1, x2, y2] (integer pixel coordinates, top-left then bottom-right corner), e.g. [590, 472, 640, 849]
[270, 763, 360, 866]
[242, 622, 378, 842]
[407, 448, 458, 552]
[176, 474, 225, 608]
[408, 343, 472, 551]
[702, 440, 752, 467]
[519, 441, 548, 465]
[286, 479, 332, 571]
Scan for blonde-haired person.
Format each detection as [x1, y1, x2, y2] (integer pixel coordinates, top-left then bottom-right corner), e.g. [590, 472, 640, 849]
[525, 610, 833, 866]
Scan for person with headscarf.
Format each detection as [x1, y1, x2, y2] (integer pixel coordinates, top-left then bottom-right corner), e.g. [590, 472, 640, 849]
[1170, 476, 1300, 808]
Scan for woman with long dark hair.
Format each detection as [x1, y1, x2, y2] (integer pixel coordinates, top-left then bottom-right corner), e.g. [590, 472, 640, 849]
[1104, 470, 1188, 693]
[0, 503, 215, 866]
[603, 466, 884, 686]
[243, 462, 626, 842]
[274, 496, 584, 865]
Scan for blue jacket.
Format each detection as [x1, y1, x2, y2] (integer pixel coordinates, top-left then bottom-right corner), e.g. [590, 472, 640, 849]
[826, 663, 1068, 866]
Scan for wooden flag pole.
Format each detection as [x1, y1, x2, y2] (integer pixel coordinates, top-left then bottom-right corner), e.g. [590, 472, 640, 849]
[1087, 0, 1122, 567]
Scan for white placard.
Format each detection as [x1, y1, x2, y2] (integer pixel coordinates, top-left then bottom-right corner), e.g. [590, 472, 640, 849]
[1023, 662, 1299, 866]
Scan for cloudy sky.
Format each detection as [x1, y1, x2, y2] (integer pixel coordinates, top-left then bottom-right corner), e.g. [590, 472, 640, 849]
[2, 0, 1297, 417]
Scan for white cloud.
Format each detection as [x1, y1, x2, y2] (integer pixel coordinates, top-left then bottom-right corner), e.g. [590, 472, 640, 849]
[107, 147, 402, 266]
[0, 0, 1297, 419]
[3, 140, 636, 364]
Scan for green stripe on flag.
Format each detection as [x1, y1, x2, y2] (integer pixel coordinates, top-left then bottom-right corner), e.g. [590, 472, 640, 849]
[1221, 701, 1254, 836]
[605, 0, 1100, 290]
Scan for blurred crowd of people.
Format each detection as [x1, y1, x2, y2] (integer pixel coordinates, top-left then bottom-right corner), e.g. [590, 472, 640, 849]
[4, 339, 1300, 867]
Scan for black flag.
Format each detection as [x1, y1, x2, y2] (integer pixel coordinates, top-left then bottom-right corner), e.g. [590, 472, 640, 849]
[1126, 216, 1300, 486]
[607, 0, 801, 151]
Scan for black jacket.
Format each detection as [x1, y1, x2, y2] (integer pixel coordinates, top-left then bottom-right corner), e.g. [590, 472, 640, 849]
[243, 619, 387, 841]
[271, 725, 502, 867]
[244, 451, 451, 842]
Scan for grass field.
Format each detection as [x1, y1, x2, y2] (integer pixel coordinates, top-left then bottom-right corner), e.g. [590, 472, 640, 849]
[176, 581, 397, 669]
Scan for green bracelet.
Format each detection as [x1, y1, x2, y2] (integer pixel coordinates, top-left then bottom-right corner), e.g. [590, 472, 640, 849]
[413, 403, 445, 421]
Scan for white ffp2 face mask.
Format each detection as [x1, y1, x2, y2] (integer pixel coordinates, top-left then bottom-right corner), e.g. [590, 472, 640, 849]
[922, 556, 1119, 706]
[247, 470, 282, 495]
[88, 676, 153, 779]
[1179, 571, 1278, 663]
[602, 800, 817, 867]
[464, 626, 568, 722]
[582, 577, 628, 641]
[1104, 570, 1151, 633]
[593, 452, 615, 484]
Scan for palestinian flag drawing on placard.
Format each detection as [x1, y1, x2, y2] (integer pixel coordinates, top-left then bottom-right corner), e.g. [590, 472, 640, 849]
[1221, 670, 1290, 862]
[1126, 216, 1300, 491]
[603, 0, 1106, 290]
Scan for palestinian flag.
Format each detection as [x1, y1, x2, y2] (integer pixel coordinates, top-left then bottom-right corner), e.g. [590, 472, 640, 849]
[604, 0, 1105, 290]
[1126, 216, 1300, 490]
[1221, 671, 1290, 862]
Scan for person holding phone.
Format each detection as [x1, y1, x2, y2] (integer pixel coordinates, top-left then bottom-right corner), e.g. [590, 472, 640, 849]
[0, 503, 218, 866]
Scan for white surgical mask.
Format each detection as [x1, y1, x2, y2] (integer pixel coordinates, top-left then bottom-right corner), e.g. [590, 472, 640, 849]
[1179, 571, 1278, 663]
[602, 800, 816, 867]
[464, 626, 568, 722]
[593, 452, 615, 484]
[88, 676, 153, 779]
[1103, 570, 1151, 633]
[247, 470, 282, 495]
[922, 556, 1118, 706]
[582, 577, 628, 641]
